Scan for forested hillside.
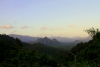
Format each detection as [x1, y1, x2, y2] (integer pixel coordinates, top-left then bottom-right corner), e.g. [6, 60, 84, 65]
[68, 28, 100, 67]
[0, 34, 68, 67]
[0, 28, 100, 67]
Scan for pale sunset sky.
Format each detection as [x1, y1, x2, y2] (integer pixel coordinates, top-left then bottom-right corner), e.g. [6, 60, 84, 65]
[0, 0, 100, 37]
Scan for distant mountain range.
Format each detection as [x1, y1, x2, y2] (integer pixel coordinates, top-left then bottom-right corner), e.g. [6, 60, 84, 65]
[32, 37, 62, 46]
[9, 34, 38, 42]
[9, 34, 92, 45]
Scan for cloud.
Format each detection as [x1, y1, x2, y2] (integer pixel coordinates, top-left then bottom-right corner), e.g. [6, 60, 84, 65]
[40, 27, 65, 31]
[68, 24, 74, 27]
[49, 28, 54, 31]
[0, 25, 14, 29]
[41, 27, 47, 30]
[21, 26, 28, 29]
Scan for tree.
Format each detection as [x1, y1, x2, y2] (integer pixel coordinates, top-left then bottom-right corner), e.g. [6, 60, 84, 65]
[84, 27, 100, 38]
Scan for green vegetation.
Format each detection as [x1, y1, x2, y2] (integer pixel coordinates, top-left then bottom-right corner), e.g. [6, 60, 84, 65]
[69, 28, 100, 67]
[0, 34, 59, 67]
[0, 28, 100, 67]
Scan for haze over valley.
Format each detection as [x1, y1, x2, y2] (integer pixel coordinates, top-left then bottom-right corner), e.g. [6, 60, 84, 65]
[9, 34, 92, 45]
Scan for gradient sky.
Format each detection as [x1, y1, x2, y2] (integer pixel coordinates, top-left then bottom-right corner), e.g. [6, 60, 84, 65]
[0, 0, 100, 37]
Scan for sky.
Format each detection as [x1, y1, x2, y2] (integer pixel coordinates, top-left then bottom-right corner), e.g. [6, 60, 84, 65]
[0, 0, 100, 37]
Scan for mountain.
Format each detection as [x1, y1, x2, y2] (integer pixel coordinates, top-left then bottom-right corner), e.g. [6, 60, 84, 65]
[9, 34, 92, 43]
[50, 36, 92, 43]
[9, 34, 38, 42]
[33, 37, 62, 46]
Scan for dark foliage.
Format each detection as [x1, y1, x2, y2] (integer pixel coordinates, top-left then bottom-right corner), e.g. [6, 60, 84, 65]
[69, 28, 100, 66]
[0, 34, 63, 67]
[0, 27, 100, 67]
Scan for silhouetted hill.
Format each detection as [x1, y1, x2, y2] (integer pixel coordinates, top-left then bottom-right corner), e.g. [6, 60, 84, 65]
[0, 34, 68, 66]
[0, 34, 16, 44]
[69, 28, 100, 66]
[0, 34, 23, 63]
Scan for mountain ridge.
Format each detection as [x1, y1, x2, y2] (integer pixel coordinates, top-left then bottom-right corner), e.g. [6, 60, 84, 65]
[33, 37, 62, 46]
[9, 34, 92, 44]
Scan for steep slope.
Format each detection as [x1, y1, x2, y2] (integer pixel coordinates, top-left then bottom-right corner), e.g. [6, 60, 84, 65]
[70, 28, 100, 65]
[0, 34, 23, 63]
